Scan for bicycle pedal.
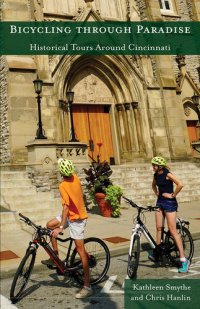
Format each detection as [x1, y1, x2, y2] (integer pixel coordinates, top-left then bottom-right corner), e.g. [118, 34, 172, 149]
[47, 264, 57, 269]
[56, 268, 65, 276]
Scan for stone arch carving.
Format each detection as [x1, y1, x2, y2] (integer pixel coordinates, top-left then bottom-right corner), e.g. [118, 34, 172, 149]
[183, 99, 199, 121]
[53, 54, 144, 105]
[53, 54, 150, 161]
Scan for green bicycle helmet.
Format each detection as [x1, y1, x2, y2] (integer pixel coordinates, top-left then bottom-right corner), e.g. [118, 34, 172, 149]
[151, 156, 167, 167]
[58, 158, 75, 176]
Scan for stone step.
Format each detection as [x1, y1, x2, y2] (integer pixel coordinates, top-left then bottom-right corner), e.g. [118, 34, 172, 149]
[1, 200, 59, 213]
[1, 180, 35, 189]
[0, 209, 58, 232]
[111, 171, 200, 180]
[0, 212, 21, 231]
[0, 172, 30, 180]
[1, 188, 38, 196]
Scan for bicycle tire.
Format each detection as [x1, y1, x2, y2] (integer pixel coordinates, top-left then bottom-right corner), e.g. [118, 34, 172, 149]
[165, 226, 194, 264]
[127, 234, 140, 279]
[70, 237, 110, 285]
[10, 248, 36, 303]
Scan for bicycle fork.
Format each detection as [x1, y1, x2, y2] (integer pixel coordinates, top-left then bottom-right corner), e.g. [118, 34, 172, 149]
[129, 223, 157, 255]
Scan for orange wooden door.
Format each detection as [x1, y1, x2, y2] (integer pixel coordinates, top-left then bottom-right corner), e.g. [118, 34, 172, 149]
[187, 121, 198, 143]
[187, 121, 198, 156]
[73, 105, 114, 162]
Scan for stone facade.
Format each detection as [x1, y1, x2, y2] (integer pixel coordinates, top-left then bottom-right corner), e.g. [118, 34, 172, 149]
[0, 56, 10, 164]
[1, 0, 200, 168]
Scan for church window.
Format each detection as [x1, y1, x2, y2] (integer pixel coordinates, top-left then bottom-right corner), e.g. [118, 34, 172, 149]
[159, 0, 174, 13]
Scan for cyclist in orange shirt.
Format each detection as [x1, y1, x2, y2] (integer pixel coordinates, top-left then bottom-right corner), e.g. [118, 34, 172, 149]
[41, 159, 92, 299]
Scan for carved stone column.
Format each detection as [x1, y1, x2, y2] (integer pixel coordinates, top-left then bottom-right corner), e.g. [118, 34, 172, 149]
[132, 102, 142, 153]
[124, 103, 134, 151]
[116, 104, 126, 153]
[59, 100, 70, 142]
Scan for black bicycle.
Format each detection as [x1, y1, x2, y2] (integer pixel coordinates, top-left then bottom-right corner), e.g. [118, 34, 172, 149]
[10, 213, 110, 303]
[123, 196, 194, 279]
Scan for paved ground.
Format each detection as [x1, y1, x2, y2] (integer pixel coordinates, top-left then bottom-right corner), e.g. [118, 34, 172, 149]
[1, 200, 200, 278]
[1, 239, 200, 309]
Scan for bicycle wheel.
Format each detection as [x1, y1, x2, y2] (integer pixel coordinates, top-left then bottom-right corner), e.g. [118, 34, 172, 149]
[127, 234, 140, 279]
[165, 226, 194, 264]
[10, 248, 36, 303]
[70, 237, 110, 285]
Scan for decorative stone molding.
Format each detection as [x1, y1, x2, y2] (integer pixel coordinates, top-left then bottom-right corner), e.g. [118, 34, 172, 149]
[175, 55, 186, 69]
[0, 56, 10, 164]
[59, 100, 68, 112]
[132, 102, 139, 109]
[56, 143, 88, 163]
[26, 140, 89, 169]
[116, 104, 124, 112]
[84, 0, 94, 8]
[124, 103, 131, 110]
[135, 0, 147, 20]
[197, 66, 200, 82]
[184, 106, 191, 117]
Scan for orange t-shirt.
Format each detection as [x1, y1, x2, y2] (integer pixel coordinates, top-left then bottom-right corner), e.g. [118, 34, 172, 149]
[59, 174, 88, 222]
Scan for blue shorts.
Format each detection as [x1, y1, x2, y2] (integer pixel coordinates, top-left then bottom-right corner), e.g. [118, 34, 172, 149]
[156, 198, 178, 213]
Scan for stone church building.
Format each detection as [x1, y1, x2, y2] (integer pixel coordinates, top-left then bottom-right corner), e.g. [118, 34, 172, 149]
[1, 0, 200, 170]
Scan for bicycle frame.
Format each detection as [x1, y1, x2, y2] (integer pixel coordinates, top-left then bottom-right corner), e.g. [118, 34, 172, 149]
[130, 215, 158, 255]
[31, 232, 81, 275]
[126, 198, 168, 256]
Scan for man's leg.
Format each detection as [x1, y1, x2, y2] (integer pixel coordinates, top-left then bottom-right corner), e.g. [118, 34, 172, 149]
[46, 218, 60, 256]
[41, 218, 60, 265]
[74, 239, 90, 287]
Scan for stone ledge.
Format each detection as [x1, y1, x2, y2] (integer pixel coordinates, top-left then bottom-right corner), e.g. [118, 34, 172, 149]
[6, 56, 36, 71]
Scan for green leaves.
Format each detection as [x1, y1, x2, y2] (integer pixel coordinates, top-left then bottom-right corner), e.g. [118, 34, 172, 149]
[105, 185, 123, 218]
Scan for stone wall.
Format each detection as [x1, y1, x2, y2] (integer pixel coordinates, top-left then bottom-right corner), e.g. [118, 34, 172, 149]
[26, 164, 91, 205]
[135, 0, 147, 20]
[0, 56, 10, 164]
[177, 0, 192, 20]
[175, 0, 200, 85]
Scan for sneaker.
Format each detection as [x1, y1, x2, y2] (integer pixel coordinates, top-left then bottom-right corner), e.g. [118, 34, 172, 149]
[41, 258, 55, 266]
[178, 259, 190, 273]
[75, 287, 93, 299]
[148, 253, 157, 262]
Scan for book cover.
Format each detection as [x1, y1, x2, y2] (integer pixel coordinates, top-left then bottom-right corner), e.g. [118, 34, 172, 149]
[0, 0, 200, 308]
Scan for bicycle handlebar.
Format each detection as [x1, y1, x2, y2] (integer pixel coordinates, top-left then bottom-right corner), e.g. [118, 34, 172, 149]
[122, 196, 159, 212]
[18, 213, 63, 236]
[19, 213, 39, 229]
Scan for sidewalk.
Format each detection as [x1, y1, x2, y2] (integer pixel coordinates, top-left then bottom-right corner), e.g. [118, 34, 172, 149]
[1, 200, 200, 278]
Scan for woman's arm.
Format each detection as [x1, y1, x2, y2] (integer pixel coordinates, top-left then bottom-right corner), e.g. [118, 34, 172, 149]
[152, 177, 159, 196]
[162, 173, 184, 198]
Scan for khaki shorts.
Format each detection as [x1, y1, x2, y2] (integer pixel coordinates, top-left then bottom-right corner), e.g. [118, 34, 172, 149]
[56, 215, 87, 240]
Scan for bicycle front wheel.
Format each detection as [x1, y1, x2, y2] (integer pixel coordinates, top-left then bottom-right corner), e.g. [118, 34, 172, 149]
[10, 248, 36, 303]
[70, 237, 110, 285]
[165, 226, 194, 264]
[127, 234, 140, 279]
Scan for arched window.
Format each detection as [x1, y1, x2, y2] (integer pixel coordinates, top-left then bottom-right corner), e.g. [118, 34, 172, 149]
[159, 0, 174, 13]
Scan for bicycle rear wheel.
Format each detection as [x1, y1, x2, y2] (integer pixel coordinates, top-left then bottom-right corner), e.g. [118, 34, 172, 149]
[165, 226, 194, 264]
[70, 237, 110, 285]
[10, 248, 36, 303]
[127, 234, 140, 279]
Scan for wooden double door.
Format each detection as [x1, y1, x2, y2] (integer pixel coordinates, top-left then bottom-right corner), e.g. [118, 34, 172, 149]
[73, 104, 114, 163]
[187, 120, 198, 156]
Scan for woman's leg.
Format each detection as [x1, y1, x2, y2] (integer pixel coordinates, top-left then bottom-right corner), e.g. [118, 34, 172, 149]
[155, 209, 165, 244]
[165, 211, 185, 258]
